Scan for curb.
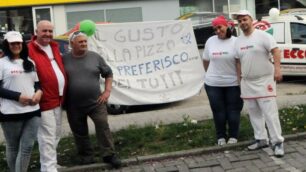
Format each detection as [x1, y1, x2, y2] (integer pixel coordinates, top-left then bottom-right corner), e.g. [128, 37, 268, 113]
[60, 132, 306, 172]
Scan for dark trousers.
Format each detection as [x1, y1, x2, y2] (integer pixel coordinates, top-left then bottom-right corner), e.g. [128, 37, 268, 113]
[205, 84, 243, 139]
[66, 104, 115, 158]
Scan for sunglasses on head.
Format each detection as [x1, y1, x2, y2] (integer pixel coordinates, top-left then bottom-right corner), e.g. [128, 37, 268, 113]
[70, 31, 86, 41]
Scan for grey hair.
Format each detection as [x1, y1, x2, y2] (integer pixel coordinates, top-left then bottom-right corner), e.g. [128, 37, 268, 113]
[68, 31, 88, 42]
[68, 31, 88, 49]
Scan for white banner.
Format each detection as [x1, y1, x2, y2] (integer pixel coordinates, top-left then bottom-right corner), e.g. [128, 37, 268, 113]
[88, 20, 205, 105]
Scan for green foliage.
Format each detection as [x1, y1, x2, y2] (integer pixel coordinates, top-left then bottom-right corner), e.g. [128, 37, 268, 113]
[0, 145, 6, 170]
[114, 115, 217, 158]
[279, 105, 306, 134]
[0, 105, 306, 171]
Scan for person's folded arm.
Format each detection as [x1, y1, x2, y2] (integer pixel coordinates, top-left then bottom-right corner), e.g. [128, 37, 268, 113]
[0, 80, 21, 101]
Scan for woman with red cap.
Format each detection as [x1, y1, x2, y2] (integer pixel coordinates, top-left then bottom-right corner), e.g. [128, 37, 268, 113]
[203, 16, 243, 146]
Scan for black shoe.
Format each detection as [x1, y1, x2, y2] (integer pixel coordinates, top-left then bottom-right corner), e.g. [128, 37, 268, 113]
[247, 140, 269, 151]
[103, 154, 122, 168]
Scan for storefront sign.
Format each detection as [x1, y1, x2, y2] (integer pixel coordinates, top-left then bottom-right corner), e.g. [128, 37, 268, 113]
[0, 0, 99, 7]
[88, 20, 205, 105]
[284, 49, 306, 59]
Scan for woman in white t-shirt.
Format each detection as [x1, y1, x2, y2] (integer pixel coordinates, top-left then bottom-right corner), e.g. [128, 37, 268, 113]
[203, 16, 243, 146]
[0, 31, 42, 172]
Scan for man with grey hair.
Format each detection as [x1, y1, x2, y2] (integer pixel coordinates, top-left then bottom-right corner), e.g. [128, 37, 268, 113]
[63, 31, 121, 168]
[28, 20, 67, 172]
[232, 10, 284, 157]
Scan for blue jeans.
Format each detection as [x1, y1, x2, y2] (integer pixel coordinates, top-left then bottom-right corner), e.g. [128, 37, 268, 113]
[205, 84, 243, 139]
[1, 116, 40, 172]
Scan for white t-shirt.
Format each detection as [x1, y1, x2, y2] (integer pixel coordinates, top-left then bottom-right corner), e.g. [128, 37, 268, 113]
[0, 56, 39, 114]
[203, 36, 239, 86]
[235, 29, 277, 98]
[39, 44, 65, 96]
[234, 29, 277, 79]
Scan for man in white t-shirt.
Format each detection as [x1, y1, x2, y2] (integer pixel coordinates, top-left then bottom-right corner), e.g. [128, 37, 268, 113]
[232, 10, 284, 157]
[28, 20, 67, 172]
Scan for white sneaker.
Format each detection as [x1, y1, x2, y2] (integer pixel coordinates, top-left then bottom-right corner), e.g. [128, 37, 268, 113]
[273, 142, 284, 157]
[218, 138, 226, 146]
[227, 138, 238, 144]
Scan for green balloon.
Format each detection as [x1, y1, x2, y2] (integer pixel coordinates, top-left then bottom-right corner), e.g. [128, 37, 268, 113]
[79, 20, 96, 36]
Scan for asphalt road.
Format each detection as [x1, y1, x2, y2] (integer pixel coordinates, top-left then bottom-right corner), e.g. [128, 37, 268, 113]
[122, 76, 306, 114]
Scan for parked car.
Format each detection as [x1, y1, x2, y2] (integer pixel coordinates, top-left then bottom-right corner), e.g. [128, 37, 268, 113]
[255, 8, 306, 76]
[178, 12, 235, 48]
[53, 37, 70, 55]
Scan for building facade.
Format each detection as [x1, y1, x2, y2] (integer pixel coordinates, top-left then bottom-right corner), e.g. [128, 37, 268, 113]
[0, 0, 305, 38]
[180, 0, 306, 18]
[0, 0, 180, 37]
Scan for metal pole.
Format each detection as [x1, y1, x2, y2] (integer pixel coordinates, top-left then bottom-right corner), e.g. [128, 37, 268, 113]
[228, 0, 231, 17]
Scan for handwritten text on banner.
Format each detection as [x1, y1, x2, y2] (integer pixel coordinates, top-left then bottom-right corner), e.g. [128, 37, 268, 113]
[88, 20, 205, 105]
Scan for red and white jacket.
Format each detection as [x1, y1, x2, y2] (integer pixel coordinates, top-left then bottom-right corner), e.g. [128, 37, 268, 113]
[28, 36, 67, 111]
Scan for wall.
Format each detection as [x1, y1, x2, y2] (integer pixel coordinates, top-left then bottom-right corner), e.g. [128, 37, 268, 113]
[53, 5, 66, 35]
[64, 0, 180, 21]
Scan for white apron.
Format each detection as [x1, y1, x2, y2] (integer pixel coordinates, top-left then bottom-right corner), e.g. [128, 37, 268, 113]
[241, 75, 276, 99]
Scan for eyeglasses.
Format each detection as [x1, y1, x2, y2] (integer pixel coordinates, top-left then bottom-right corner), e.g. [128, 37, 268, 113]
[69, 31, 86, 42]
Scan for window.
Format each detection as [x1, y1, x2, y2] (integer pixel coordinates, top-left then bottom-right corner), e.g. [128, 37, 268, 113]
[214, 0, 228, 13]
[280, 0, 306, 10]
[179, 0, 212, 15]
[255, 0, 279, 18]
[34, 8, 51, 22]
[291, 23, 306, 44]
[229, 0, 242, 13]
[0, 8, 33, 41]
[32, 6, 53, 32]
[0, 11, 8, 32]
[196, 0, 213, 12]
[256, 0, 306, 18]
[105, 7, 142, 23]
[66, 10, 105, 29]
[271, 22, 285, 44]
[179, 0, 246, 15]
[66, 7, 143, 29]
